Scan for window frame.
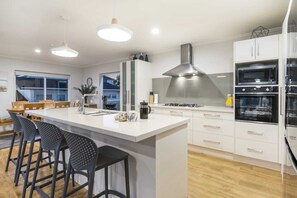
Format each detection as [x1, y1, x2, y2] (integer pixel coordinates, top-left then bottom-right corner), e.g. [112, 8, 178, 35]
[14, 70, 71, 102]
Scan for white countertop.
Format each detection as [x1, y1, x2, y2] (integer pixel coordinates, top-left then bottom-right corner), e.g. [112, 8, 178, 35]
[26, 108, 189, 142]
[150, 104, 234, 113]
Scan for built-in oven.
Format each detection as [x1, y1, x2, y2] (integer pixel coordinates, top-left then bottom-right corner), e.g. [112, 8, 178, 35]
[286, 59, 297, 85]
[235, 86, 279, 124]
[236, 61, 278, 85]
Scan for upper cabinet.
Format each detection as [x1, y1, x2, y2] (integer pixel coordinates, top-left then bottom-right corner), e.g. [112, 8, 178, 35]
[288, 32, 297, 58]
[234, 35, 280, 63]
[120, 60, 152, 112]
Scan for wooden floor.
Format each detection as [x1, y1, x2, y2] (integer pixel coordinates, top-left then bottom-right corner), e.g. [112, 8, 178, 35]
[0, 146, 296, 198]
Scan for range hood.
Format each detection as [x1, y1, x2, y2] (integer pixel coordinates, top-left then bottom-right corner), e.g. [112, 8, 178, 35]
[162, 43, 204, 77]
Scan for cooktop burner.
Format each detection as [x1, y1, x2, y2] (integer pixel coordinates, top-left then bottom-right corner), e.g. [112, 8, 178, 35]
[164, 103, 204, 108]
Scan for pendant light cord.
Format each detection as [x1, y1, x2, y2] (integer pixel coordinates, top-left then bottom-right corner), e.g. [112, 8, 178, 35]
[63, 17, 67, 45]
[113, 0, 117, 18]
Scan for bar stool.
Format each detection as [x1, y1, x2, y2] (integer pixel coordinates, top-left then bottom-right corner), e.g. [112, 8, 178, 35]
[62, 131, 130, 198]
[5, 112, 22, 172]
[29, 121, 74, 198]
[16, 116, 52, 198]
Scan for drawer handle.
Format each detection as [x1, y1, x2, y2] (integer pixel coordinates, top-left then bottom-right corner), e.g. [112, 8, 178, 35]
[247, 148, 263, 154]
[203, 113, 221, 118]
[203, 125, 221, 129]
[247, 131, 264, 136]
[170, 110, 183, 115]
[289, 136, 297, 140]
[203, 140, 221, 145]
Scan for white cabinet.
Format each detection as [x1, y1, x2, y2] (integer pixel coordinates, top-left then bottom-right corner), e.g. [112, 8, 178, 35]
[120, 60, 152, 111]
[235, 122, 279, 163]
[234, 35, 279, 63]
[151, 107, 193, 144]
[288, 32, 297, 58]
[192, 111, 235, 153]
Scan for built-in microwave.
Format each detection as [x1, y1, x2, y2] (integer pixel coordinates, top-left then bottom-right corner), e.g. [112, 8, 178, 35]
[286, 59, 297, 85]
[236, 61, 278, 85]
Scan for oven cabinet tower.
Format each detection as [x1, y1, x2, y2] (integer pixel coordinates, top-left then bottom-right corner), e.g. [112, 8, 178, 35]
[120, 60, 152, 112]
[233, 33, 282, 164]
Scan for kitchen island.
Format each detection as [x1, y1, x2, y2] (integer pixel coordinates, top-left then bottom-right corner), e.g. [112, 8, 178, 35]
[26, 107, 189, 198]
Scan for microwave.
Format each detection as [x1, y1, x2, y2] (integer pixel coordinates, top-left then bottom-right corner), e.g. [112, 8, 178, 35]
[287, 59, 297, 85]
[236, 62, 278, 85]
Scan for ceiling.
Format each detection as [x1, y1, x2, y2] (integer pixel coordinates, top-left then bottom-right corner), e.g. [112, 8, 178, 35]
[0, 0, 288, 68]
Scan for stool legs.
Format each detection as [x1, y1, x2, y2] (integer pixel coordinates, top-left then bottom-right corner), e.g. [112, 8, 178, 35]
[62, 160, 72, 198]
[88, 170, 95, 198]
[29, 147, 42, 198]
[105, 167, 108, 198]
[15, 140, 27, 186]
[14, 133, 24, 183]
[5, 131, 17, 172]
[22, 139, 35, 198]
[124, 158, 130, 198]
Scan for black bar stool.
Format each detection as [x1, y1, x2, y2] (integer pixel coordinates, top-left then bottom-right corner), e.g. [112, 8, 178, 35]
[5, 112, 23, 172]
[62, 131, 130, 198]
[16, 115, 52, 198]
[29, 121, 75, 198]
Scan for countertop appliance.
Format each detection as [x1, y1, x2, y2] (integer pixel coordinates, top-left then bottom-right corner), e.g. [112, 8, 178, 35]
[164, 103, 204, 108]
[162, 43, 204, 77]
[235, 86, 279, 124]
[236, 61, 278, 85]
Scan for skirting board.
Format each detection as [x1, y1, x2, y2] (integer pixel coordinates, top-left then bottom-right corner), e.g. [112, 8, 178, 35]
[188, 144, 281, 172]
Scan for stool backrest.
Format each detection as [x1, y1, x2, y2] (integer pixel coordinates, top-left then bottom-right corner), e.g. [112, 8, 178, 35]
[23, 103, 45, 110]
[55, 102, 70, 108]
[8, 112, 22, 133]
[35, 121, 64, 151]
[63, 131, 98, 171]
[17, 115, 37, 141]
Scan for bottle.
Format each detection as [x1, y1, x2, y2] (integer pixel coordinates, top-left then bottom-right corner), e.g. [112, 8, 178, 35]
[225, 94, 233, 107]
[149, 91, 154, 104]
[145, 54, 149, 62]
[139, 53, 144, 60]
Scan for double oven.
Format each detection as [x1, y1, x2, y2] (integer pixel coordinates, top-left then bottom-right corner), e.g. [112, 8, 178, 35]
[235, 60, 279, 124]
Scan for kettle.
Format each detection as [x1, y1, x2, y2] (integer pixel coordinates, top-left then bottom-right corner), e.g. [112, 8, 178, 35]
[140, 100, 151, 119]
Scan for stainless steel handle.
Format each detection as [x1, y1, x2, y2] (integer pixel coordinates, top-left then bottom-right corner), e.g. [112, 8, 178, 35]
[251, 42, 254, 57]
[257, 41, 260, 56]
[280, 87, 284, 116]
[127, 90, 130, 105]
[247, 148, 263, 154]
[203, 125, 221, 129]
[203, 113, 221, 118]
[203, 140, 221, 145]
[247, 131, 264, 136]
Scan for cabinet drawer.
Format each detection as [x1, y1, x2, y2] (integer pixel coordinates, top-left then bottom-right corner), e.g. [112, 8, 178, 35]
[193, 132, 234, 153]
[193, 118, 234, 137]
[235, 139, 278, 163]
[193, 111, 234, 120]
[235, 122, 278, 143]
[151, 108, 170, 115]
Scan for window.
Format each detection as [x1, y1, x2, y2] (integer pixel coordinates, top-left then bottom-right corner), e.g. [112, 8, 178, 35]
[16, 72, 69, 102]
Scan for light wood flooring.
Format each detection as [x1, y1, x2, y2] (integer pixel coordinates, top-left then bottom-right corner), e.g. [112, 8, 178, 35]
[0, 146, 296, 198]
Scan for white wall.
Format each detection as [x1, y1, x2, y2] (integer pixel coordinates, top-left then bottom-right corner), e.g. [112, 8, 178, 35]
[0, 57, 83, 118]
[150, 40, 234, 78]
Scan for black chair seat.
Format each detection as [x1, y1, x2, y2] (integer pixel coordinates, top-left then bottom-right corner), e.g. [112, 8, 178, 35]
[96, 146, 129, 170]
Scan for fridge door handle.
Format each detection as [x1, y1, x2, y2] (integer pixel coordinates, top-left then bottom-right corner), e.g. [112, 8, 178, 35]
[280, 87, 285, 116]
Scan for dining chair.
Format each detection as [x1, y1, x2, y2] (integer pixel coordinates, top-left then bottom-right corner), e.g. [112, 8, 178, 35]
[55, 101, 71, 108]
[12, 101, 29, 110]
[40, 100, 55, 109]
[23, 103, 45, 121]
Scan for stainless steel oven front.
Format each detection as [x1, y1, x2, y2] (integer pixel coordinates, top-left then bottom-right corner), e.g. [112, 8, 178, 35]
[235, 86, 279, 124]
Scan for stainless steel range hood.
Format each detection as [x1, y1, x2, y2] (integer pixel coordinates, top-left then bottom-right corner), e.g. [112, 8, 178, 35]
[162, 43, 204, 77]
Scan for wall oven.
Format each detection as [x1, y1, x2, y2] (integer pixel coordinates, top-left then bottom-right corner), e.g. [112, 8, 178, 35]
[236, 61, 278, 85]
[235, 86, 279, 124]
[286, 59, 297, 85]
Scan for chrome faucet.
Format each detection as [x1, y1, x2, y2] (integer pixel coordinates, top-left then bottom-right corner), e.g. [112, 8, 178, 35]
[78, 93, 97, 114]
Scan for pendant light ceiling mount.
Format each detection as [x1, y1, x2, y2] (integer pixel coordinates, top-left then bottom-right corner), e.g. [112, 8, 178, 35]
[96, 0, 133, 42]
[51, 16, 79, 58]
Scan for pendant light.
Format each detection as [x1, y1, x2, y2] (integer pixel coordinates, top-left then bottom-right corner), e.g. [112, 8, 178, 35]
[96, 0, 133, 42]
[51, 16, 79, 58]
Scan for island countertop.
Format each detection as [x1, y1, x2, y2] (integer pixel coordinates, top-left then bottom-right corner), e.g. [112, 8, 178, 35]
[26, 107, 189, 142]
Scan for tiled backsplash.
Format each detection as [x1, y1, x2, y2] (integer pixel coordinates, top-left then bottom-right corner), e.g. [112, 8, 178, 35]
[152, 72, 233, 106]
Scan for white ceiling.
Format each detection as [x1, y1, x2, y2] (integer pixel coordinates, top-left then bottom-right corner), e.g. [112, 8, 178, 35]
[0, 0, 288, 68]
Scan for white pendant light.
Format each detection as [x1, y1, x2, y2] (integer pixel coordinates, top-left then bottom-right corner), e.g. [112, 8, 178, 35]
[96, 1, 133, 42]
[51, 16, 79, 58]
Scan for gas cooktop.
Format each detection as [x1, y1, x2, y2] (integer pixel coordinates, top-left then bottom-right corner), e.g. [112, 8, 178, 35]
[163, 103, 204, 108]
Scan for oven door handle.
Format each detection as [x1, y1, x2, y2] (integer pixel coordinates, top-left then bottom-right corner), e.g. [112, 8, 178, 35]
[235, 92, 278, 95]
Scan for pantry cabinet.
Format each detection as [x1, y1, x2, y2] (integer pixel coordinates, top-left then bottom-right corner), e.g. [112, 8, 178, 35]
[234, 35, 279, 63]
[120, 60, 152, 111]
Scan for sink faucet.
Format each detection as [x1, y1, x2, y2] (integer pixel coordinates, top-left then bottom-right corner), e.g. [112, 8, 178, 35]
[78, 93, 97, 114]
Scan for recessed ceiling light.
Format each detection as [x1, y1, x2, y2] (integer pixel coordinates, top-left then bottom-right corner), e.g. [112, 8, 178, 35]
[151, 28, 160, 35]
[34, 48, 41, 53]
